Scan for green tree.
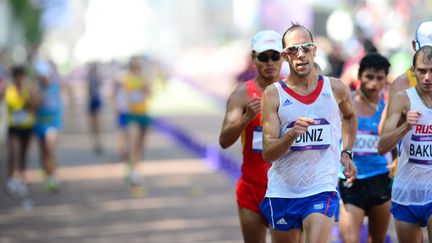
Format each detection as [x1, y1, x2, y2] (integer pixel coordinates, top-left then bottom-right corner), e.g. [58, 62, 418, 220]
[9, 0, 42, 45]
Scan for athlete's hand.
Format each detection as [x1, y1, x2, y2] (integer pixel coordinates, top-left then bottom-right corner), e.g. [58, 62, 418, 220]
[292, 117, 315, 137]
[406, 110, 422, 129]
[387, 158, 397, 179]
[244, 93, 261, 122]
[341, 155, 357, 184]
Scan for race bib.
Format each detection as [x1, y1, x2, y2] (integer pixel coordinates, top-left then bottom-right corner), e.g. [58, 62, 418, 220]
[11, 110, 31, 125]
[252, 126, 263, 152]
[353, 131, 379, 156]
[408, 134, 432, 165]
[289, 118, 331, 151]
[128, 91, 145, 104]
[43, 96, 59, 111]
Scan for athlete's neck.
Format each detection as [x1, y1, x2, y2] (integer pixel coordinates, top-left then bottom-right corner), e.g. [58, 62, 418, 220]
[285, 72, 318, 93]
[358, 88, 379, 104]
[255, 76, 279, 92]
[356, 89, 379, 111]
[416, 85, 432, 108]
[13, 81, 23, 89]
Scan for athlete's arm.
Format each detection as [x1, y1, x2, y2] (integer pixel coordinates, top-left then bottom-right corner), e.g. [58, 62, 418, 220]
[331, 78, 357, 151]
[111, 74, 121, 98]
[142, 75, 152, 97]
[219, 84, 260, 149]
[331, 77, 358, 181]
[261, 85, 314, 162]
[378, 91, 414, 154]
[379, 74, 409, 133]
[27, 81, 41, 111]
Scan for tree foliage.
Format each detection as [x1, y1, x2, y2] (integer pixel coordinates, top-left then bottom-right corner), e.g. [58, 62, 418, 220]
[9, 0, 42, 45]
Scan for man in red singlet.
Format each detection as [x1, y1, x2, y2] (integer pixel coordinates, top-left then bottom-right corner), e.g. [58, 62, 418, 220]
[219, 30, 284, 243]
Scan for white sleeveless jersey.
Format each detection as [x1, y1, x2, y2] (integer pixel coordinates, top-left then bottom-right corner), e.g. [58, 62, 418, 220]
[392, 87, 432, 205]
[266, 76, 341, 198]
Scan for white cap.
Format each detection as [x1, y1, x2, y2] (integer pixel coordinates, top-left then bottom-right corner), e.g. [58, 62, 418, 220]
[251, 30, 283, 53]
[415, 21, 432, 50]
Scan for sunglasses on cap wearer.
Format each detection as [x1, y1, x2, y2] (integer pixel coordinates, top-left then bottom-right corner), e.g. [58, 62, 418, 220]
[284, 42, 315, 56]
[255, 52, 281, 62]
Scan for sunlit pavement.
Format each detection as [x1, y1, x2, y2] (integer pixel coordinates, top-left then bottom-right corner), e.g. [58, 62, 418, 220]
[0, 77, 423, 242]
[0, 78, 242, 243]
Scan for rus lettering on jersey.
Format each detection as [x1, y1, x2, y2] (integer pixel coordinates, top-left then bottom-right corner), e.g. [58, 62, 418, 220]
[289, 118, 331, 151]
[408, 125, 432, 165]
[415, 124, 432, 134]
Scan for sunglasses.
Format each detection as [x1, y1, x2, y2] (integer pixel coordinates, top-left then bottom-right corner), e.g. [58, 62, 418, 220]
[284, 42, 315, 56]
[255, 52, 281, 62]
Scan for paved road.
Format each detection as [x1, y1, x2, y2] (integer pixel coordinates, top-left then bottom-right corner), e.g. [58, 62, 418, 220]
[0, 79, 244, 243]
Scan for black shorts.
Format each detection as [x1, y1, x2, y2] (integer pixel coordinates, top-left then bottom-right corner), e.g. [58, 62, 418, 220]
[8, 127, 33, 141]
[339, 172, 392, 213]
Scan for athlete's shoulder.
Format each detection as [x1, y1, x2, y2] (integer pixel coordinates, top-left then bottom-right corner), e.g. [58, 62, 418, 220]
[392, 89, 410, 106]
[328, 76, 349, 93]
[390, 73, 410, 95]
[263, 81, 278, 96]
[227, 81, 250, 105]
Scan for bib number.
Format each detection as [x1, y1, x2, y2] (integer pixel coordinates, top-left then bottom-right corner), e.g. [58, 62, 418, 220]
[353, 131, 379, 156]
[252, 126, 263, 152]
[290, 118, 331, 151]
[128, 91, 145, 104]
[11, 110, 31, 125]
[408, 134, 432, 165]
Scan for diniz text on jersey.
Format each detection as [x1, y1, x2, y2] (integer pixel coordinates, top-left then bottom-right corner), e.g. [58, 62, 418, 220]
[287, 118, 331, 151]
[295, 128, 323, 143]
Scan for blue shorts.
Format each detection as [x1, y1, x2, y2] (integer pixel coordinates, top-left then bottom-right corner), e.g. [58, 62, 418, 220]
[89, 97, 102, 113]
[259, 191, 339, 231]
[34, 114, 62, 140]
[34, 125, 59, 140]
[117, 113, 128, 129]
[391, 201, 432, 227]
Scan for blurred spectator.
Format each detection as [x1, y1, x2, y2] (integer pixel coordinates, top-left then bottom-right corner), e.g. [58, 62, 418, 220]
[116, 56, 153, 188]
[33, 60, 63, 193]
[112, 63, 129, 162]
[327, 43, 345, 77]
[341, 38, 379, 91]
[86, 62, 104, 154]
[5, 65, 38, 198]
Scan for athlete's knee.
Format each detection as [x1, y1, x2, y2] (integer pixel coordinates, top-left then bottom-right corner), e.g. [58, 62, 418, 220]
[339, 229, 360, 243]
[369, 234, 387, 243]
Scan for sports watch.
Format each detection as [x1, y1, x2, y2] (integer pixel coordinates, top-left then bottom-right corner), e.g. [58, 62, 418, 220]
[341, 148, 353, 160]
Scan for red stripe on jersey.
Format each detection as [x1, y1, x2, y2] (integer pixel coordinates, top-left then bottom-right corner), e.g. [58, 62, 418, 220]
[279, 75, 324, 104]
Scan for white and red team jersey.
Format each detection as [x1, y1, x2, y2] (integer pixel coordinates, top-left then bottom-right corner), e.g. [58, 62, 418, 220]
[265, 76, 342, 198]
[393, 87, 432, 206]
